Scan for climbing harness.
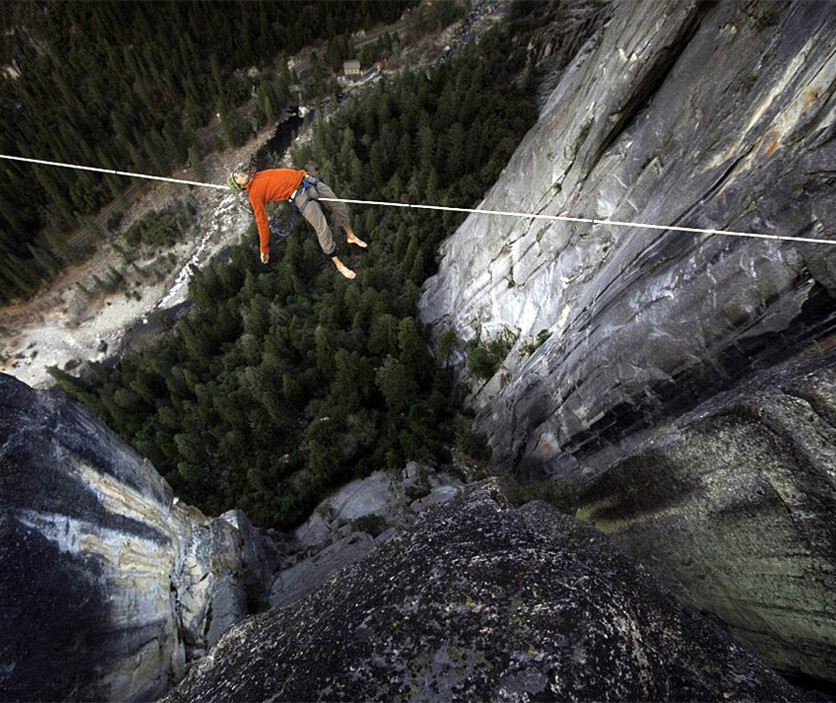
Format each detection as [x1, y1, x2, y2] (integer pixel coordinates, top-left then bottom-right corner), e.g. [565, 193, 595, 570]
[1, 153, 834, 247]
[289, 175, 319, 214]
[270, 175, 320, 238]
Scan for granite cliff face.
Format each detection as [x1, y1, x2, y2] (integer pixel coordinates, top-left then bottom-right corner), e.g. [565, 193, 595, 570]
[419, 0, 836, 686]
[162, 480, 800, 703]
[577, 353, 836, 685]
[0, 373, 278, 702]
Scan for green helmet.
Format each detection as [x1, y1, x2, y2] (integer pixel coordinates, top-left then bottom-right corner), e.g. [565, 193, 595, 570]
[227, 172, 243, 193]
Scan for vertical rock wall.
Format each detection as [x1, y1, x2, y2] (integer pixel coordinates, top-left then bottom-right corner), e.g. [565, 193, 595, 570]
[419, 0, 836, 685]
[420, 0, 836, 480]
[576, 353, 836, 684]
[0, 374, 278, 702]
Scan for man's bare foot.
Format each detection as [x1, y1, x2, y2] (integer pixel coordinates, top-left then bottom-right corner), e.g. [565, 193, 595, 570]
[332, 257, 356, 279]
[347, 233, 367, 248]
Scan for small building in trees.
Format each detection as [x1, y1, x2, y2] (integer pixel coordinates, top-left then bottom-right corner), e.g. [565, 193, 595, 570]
[342, 59, 361, 76]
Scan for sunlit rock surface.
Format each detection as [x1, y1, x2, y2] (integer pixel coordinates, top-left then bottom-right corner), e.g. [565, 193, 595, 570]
[419, 0, 836, 684]
[161, 480, 800, 703]
[421, 0, 836, 478]
[0, 373, 278, 702]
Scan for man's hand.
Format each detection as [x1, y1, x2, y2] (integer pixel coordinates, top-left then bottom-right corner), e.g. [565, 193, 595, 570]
[261, 251, 269, 265]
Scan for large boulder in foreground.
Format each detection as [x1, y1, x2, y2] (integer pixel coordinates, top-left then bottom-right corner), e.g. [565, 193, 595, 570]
[162, 480, 799, 703]
[0, 374, 278, 702]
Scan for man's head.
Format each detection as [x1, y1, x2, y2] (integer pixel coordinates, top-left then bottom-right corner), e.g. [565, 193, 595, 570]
[228, 170, 251, 192]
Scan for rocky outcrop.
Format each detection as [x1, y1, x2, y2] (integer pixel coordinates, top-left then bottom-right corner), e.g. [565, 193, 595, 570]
[519, 0, 613, 109]
[161, 480, 801, 703]
[0, 373, 278, 702]
[577, 352, 836, 684]
[419, 0, 836, 684]
[269, 463, 464, 610]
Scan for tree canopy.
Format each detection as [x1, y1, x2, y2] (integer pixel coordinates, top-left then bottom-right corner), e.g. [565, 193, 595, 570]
[0, 0, 412, 303]
[49, 9, 540, 530]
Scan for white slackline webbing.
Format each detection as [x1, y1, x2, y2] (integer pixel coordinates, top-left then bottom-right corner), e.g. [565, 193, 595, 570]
[1, 153, 833, 246]
[0, 154, 229, 191]
[321, 198, 834, 246]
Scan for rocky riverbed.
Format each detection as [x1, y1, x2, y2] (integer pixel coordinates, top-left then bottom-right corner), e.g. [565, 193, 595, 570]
[0, 129, 275, 388]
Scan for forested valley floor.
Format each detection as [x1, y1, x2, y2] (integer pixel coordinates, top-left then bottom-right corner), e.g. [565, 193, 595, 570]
[8, 1, 553, 528]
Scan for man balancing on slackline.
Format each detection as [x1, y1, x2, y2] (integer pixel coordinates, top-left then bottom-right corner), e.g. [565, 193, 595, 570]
[228, 166, 367, 279]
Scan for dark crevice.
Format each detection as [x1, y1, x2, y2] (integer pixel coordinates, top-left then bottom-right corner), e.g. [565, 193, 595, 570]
[585, 4, 710, 174]
[541, 280, 836, 470]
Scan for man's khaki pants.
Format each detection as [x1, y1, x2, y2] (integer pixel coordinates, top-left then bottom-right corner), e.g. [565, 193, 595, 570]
[291, 179, 350, 257]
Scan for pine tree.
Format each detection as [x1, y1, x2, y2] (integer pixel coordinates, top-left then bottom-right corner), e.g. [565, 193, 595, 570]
[27, 243, 60, 281]
[401, 236, 418, 274]
[0, 259, 32, 300]
[437, 329, 458, 368]
[375, 356, 418, 415]
[397, 317, 426, 372]
[446, 122, 465, 181]
[314, 325, 335, 379]
[409, 249, 426, 284]
[369, 313, 400, 357]
[282, 373, 303, 406]
[244, 295, 271, 338]
[47, 366, 95, 405]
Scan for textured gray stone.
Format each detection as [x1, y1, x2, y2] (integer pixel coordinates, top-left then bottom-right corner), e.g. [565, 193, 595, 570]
[219, 509, 281, 611]
[410, 484, 462, 513]
[269, 532, 376, 610]
[272, 468, 465, 612]
[291, 510, 331, 549]
[577, 352, 836, 683]
[326, 470, 395, 521]
[418, 0, 836, 685]
[292, 471, 399, 552]
[0, 374, 277, 702]
[403, 460, 424, 481]
[419, 0, 836, 482]
[161, 481, 800, 703]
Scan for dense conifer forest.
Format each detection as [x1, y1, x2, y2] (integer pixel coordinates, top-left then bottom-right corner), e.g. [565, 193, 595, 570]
[0, 0, 413, 303]
[50, 12, 540, 529]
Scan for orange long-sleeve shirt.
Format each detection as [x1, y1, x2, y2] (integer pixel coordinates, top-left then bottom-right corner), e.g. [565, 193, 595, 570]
[245, 169, 306, 254]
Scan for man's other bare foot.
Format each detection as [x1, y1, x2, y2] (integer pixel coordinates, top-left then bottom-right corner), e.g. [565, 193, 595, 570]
[347, 233, 367, 248]
[332, 257, 356, 279]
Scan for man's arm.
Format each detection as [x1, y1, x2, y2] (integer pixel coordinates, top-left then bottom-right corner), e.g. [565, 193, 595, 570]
[249, 194, 270, 263]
